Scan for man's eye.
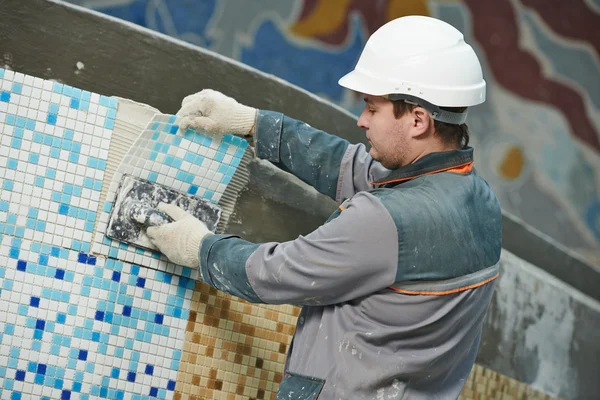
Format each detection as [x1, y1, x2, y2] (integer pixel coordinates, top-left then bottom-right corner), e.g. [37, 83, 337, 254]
[368, 109, 376, 114]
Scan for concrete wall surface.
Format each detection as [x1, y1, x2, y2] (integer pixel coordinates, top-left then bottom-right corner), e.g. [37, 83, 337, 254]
[479, 250, 600, 399]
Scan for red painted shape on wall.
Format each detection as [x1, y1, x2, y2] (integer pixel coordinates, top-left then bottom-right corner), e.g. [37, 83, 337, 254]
[297, 0, 320, 21]
[520, 0, 600, 56]
[463, 0, 600, 151]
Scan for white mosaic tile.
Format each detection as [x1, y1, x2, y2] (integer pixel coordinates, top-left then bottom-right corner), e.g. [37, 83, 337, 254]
[0, 68, 113, 256]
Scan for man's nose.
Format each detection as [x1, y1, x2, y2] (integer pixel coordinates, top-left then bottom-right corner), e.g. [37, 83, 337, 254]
[357, 112, 368, 129]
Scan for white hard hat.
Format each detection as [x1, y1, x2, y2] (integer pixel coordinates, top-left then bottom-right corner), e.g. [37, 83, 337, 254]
[339, 15, 486, 124]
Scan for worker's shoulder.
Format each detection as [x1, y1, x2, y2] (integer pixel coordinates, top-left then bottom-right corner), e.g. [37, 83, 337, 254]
[366, 170, 499, 213]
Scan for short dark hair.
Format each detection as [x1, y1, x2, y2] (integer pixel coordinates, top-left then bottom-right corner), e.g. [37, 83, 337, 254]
[391, 100, 470, 148]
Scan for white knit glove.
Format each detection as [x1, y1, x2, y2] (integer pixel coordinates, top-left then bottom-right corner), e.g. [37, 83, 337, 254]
[145, 203, 212, 269]
[176, 89, 257, 136]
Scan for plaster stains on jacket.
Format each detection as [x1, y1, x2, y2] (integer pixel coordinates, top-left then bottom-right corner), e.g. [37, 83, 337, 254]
[255, 111, 350, 200]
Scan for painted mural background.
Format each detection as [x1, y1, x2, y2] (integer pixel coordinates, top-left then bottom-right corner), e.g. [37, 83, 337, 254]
[68, 0, 600, 267]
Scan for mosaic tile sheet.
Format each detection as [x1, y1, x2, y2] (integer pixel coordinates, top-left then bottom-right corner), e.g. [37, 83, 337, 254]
[175, 283, 299, 400]
[0, 238, 193, 400]
[0, 68, 113, 255]
[92, 114, 249, 278]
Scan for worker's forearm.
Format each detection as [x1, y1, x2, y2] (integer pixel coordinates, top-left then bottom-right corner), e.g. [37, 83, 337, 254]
[199, 192, 399, 306]
[254, 110, 350, 200]
[198, 234, 264, 303]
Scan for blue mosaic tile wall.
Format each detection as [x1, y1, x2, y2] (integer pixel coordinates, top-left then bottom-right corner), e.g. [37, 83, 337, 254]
[0, 246, 192, 399]
[0, 68, 231, 399]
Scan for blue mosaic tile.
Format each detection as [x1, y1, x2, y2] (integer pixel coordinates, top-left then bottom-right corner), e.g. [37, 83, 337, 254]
[0, 68, 192, 400]
[0, 68, 113, 255]
[0, 242, 191, 399]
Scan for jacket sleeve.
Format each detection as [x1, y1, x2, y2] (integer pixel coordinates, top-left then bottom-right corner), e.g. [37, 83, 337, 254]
[198, 192, 399, 305]
[254, 110, 391, 203]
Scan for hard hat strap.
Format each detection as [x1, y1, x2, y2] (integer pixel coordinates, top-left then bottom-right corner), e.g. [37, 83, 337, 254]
[386, 94, 468, 125]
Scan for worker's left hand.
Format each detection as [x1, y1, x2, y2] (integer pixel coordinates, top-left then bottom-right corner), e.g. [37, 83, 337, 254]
[146, 203, 212, 269]
[176, 89, 256, 136]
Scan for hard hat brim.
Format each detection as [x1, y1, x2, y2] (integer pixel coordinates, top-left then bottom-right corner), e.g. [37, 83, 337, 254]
[338, 69, 388, 97]
[339, 68, 486, 107]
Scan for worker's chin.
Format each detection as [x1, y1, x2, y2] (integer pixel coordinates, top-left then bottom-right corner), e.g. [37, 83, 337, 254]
[370, 149, 386, 165]
[369, 147, 379, 160]
[371, 151, 397, 170]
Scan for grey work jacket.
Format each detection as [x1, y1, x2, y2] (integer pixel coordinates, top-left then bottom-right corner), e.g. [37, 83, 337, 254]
[198, 111, 502, 399]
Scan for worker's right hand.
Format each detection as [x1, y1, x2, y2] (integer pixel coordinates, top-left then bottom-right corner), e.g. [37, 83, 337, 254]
[146, 202, 212, 270]
[176, 89, 257, 136]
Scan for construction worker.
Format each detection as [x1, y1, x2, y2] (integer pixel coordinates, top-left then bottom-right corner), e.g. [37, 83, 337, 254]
[147, 15, 502, 399]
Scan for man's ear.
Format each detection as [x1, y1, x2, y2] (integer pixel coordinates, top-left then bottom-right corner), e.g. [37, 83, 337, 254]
[410, 107, 432, 138]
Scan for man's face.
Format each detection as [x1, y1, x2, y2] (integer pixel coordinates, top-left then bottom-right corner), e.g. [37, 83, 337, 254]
[357, 95, 411, 169]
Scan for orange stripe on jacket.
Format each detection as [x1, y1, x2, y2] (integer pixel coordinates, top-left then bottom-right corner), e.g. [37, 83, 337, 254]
[373, 162, 474, 186]
[388, 273, 498, 296]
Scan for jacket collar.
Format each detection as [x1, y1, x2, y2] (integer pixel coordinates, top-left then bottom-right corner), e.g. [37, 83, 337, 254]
[373, 147, 474, 187]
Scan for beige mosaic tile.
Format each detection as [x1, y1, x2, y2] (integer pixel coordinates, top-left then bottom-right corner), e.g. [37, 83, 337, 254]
[175, 281, 298, 400]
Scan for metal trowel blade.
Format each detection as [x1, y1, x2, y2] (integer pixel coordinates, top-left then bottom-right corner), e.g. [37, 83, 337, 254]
[105, 174, 221, 251]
